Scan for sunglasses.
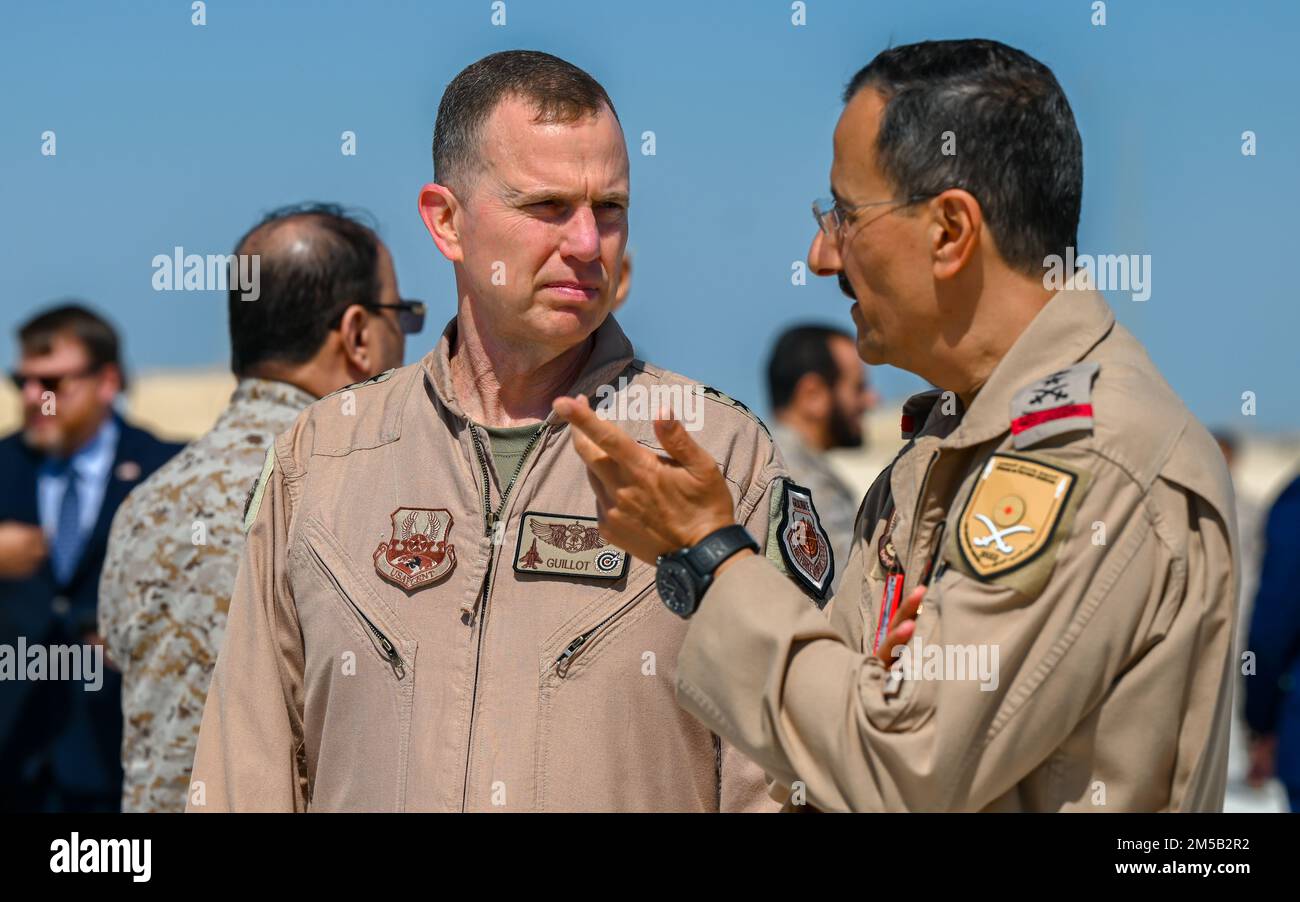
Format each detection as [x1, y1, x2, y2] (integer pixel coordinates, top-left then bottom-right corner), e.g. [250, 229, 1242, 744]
[361, 300, 426, 335]
[9, 366, 101, 393]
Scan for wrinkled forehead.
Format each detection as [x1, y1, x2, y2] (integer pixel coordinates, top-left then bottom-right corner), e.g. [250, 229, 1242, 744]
[831, 87, 891, 199]
[477, 96, 630, 197]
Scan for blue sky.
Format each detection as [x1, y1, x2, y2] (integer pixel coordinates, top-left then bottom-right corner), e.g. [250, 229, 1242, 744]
[2, 0, 1297, 431]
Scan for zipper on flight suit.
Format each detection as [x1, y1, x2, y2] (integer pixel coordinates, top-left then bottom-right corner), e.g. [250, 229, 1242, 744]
[358, 610, 407, 680]
[304, 543, 406, 680]
[876, 450, 942, 692]
[554, 592, 644, 678]
[905, 450, 940, 576]
[892, 448, 947, 640]
[461, 420, 548, 811]
[877, 449, 942, 654]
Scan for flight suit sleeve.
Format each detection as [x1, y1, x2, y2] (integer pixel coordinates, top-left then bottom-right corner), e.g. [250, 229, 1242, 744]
[187, 446, 308, 812]
[715, 448, 817, 812]
[675, 455, 1229, 811]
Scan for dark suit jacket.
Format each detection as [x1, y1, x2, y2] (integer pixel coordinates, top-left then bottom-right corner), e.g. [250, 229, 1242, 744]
[1246, 475, 1300, 792]
[0, 415, 182, 808]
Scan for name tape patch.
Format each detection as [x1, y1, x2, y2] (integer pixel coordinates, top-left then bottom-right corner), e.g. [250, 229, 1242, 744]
[513, 511, 628, 580]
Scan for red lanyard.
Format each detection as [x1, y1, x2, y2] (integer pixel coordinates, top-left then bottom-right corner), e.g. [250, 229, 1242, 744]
[871, 514, 945, 654]
[871, 506, 903, 655]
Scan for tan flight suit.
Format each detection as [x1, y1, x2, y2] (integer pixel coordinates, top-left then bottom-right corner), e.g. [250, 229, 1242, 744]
[187, 316, 821, 812]
[676, 283, 1240, 812]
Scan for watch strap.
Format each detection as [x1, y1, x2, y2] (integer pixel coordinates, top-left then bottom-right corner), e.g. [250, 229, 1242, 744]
[683, 524, 758, 588]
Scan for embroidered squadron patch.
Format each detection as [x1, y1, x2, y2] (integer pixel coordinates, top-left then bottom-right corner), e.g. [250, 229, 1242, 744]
[776, 480, 834, 599]
[513, 511, 628, 580]
[956, 454, 1077, 579]
[373, 508, 457, 590]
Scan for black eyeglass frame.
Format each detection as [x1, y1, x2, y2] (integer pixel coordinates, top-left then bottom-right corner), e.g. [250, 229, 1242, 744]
[358, 300, 426, 335]
[9, 365, 104, 394]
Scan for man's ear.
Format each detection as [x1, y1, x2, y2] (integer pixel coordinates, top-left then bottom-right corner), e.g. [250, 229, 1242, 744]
[337, 304, 373, 377]
[928, 188, 982, 281]
[96, 363, 123, 406]
[419, 183, 463, 263]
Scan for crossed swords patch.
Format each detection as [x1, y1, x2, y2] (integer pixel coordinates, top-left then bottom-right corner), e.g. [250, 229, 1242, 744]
[956, 453, 1078, 579]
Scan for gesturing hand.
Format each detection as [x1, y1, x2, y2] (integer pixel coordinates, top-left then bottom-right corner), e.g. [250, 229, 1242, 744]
[0, 521, 47, 580]
[552, 395, 737, 564]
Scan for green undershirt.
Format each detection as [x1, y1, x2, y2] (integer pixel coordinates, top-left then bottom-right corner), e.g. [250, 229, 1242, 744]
[480, 422, 545, 483]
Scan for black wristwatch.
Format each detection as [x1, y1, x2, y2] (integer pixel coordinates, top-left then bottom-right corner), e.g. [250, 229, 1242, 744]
[656, 525, 759, 618]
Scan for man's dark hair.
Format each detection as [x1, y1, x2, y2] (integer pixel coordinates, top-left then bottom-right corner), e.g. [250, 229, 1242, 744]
[228, 202, 383, 376]
[844, 39, 1082, 274]
[19, 302, 127, 390]
[767, 324, 854, 411]
[433, 50, 619, 192]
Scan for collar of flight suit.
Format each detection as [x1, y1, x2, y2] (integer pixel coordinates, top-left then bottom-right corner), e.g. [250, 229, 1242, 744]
[417, 313, 639, 618]
[419, 312, 639, 427]
[932, 280, 1116, 451]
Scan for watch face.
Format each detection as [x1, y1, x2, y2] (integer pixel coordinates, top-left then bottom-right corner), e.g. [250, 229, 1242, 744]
[656, 559, 697, 618]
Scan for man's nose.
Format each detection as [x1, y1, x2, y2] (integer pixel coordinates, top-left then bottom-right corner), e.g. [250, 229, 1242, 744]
[559, 206, 601, 261]
[808, 228, 842, 277]
[20, 378, 46, 405]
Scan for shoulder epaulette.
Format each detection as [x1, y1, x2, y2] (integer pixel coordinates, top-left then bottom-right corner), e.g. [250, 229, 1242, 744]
[700, 385, 772, 439]
[1010, 362, 1099, 449]
[320, 367, 396, 402]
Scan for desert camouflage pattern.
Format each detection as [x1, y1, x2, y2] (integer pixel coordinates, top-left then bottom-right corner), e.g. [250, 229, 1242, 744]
[99, 377, 315, 812]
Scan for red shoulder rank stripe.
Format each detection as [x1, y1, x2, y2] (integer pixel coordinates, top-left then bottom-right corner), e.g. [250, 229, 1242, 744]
[1011, 402, 1094, 435]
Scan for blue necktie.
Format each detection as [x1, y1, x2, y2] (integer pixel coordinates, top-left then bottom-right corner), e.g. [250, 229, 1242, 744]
[51, 464, 83, 585]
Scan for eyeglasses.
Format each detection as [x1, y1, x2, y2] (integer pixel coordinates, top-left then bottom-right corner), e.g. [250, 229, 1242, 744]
[812, 193, 936, 244]
[362, 300, 426, 335]
[9, 366, 101, 394]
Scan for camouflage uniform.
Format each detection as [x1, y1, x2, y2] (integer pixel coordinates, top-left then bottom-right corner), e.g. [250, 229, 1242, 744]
[99, 378, 315, 812]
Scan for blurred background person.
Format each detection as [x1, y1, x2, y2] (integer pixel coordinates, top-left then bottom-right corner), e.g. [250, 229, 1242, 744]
[766, 324, 878, 583]
[0, 304, 182, 812]
[1213, 430, 1272, 808]
[1244, 472, 1300, 811]
[98, 203, 415, 813]
[1215, 432, 1266, 620]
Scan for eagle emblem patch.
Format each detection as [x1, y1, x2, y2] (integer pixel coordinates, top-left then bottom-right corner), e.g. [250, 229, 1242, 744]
[373, 507, 457, 590]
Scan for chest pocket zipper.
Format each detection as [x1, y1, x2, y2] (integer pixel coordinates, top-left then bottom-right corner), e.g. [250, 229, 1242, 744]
[304, 539, 408, 681]
[554, 586, 652, 678]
